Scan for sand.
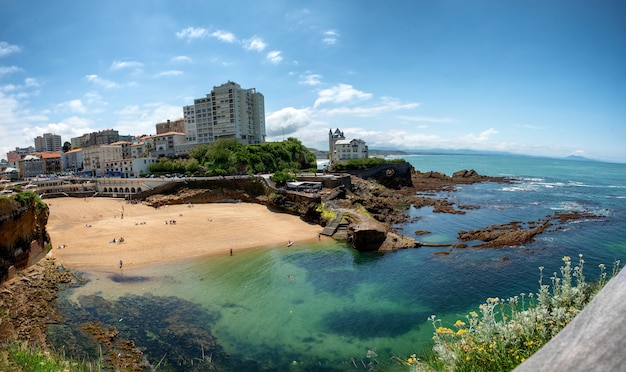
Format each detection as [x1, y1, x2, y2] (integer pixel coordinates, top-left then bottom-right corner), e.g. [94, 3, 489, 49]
[46, 198, 323, 272]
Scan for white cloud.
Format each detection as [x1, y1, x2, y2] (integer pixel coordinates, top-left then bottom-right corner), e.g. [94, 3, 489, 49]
[0, 41, 21, 57]
[155, 70, 183, 77]
[84, 74, 120, 89]
[267, 50, 283, 64]
[56, 99, 87, 114]
[465, 128, 498, 142]
[396, 115, 455, 124]
[265, 107, 314, 137]
[314, 84, 372, 107]
[322, 30, 339, 45]
[0, 66, 22, 76]
[24, 78, 39, 87]
[171, 55, 192, 63]
[32, 116, 96, 144]
[84, 91, 106, 106]
[115, 103, 183, 136]
[176, 27, 210, 40]
[244, 36, 267, 52]
[211, 30, 237, 43]
[318, 100, 420, 117]
[110, 60, 144, 70]
[300, 72, 322, 86]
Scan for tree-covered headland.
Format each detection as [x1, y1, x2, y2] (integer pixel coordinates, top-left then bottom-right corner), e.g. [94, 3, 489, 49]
[147, 138, 317, 178]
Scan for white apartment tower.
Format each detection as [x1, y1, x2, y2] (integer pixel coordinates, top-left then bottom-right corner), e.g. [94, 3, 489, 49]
[34, 133, 62, 152]
[183, 81, 266, 145]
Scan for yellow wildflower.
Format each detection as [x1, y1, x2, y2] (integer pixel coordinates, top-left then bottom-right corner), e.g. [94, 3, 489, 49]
[562, 256, 571, 262]
[469, 311, 478, 318]
[456, 329, 469, 336]
[466, 356, 471, 361]
[435, 327, 454, 335]
[407, 357, 415, 365]
[455, 319, 466, 327]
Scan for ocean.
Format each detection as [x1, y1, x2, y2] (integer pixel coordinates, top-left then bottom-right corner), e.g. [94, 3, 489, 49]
[51, 154, 626, 371]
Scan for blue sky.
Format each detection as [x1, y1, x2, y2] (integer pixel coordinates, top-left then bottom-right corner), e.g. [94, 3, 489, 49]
[1, 0, 624, 163]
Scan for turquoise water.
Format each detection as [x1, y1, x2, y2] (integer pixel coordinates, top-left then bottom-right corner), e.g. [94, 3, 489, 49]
[52, 155, 626, 371]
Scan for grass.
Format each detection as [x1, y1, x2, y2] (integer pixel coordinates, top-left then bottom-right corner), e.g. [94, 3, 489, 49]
[0, 343, 103, 372]
[407, 255, 621, 371]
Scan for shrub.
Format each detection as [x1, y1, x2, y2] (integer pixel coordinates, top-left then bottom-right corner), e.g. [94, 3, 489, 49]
[410, 255, 621, 371]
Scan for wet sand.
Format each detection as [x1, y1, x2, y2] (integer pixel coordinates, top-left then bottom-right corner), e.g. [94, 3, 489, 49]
[47, 198, 322, 272]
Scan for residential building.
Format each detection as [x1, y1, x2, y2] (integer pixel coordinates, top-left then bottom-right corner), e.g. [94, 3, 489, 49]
[82, 144, 123, 177]
[133, 157, 158, 177]
[34, 133, 62, 152]
[33, 151, 62, 173]
[62, 148, 84, 172]
[110, 140, 133, 159]
[18, 155, 45, 178]
[71, 129, 131, 149]
[7, 146, 35, 168]
[184, 81, 265, 146]
[328, 128, 369, 164]
[104, 158, 135, 178]
[151, 132, 186, 158]
[156, 118, 185, 135]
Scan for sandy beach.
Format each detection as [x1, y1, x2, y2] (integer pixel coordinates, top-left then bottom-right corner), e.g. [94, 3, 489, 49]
[46, 197, 323, 272]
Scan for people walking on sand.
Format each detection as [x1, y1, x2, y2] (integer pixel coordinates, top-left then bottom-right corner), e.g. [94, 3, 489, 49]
[119, 259, 123, 269]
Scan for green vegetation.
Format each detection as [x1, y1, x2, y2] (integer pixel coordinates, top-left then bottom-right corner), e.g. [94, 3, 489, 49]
[149, 138, 316, 177]
[409, 255, 621, 371]
[0, 343, 102, 371]
[315, 202, 336, 222]
[330, 157, 407, 171]
[13, 191, 46, 211]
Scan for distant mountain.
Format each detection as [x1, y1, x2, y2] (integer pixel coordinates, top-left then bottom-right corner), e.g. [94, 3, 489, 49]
[565, 155, 597, 162]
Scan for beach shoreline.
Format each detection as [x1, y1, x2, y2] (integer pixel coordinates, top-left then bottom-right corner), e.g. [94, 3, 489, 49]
[47, 197, 324, 273]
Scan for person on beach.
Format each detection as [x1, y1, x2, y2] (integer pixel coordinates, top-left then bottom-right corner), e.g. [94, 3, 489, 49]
[119, 259, 123, 269]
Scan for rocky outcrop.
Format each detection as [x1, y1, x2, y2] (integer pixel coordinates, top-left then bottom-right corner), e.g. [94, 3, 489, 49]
[0, 194, 50, 282]
[348, 219, 388, 251]
[457, 211, 603, 248]
[0, 256, 74, 350]
[458, 219, 552, 248]
[344, 162, 414, 189]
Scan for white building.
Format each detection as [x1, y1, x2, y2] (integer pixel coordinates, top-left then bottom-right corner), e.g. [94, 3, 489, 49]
[34, 133, 62, 152]
[61, 148, 84, 172]
[184, 81, 265, 146]
[151, 132, 186, 158]
[83, 144, 123, 177]
[328, 128, 368, 164]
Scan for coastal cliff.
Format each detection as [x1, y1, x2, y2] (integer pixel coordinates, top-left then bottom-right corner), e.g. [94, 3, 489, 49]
[0, 193, 50, 282]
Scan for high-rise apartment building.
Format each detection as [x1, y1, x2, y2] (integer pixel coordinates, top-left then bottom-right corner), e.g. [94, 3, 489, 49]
[34, 133, 62, 152]
[184, 81, 265, 146]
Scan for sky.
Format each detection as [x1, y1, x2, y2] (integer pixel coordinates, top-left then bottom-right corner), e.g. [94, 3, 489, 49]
[1, 0, 625, 163]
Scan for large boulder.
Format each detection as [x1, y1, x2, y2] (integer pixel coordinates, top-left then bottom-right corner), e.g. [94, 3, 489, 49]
[348, 219, 387, 251]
